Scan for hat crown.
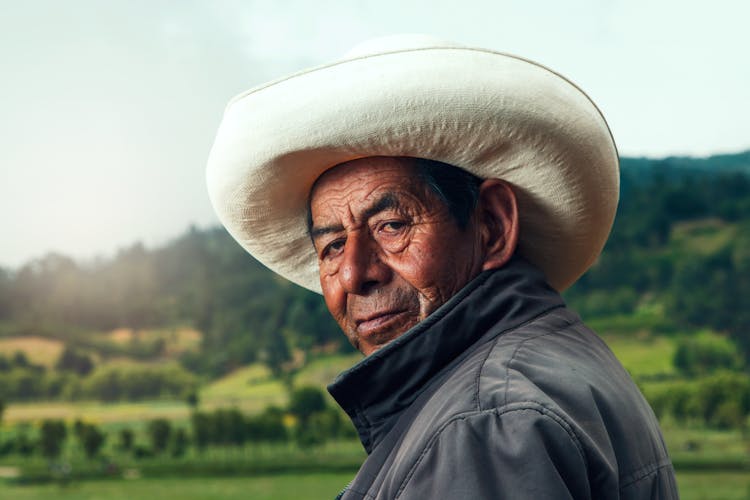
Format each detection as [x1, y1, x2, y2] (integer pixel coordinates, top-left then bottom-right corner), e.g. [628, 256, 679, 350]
[343, 34, 463, 59]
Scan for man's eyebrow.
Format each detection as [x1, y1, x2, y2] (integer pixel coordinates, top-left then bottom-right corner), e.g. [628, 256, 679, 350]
[310, 223, 344, 240]
[362, 192, 399, 221]
[310, 193, 400, 241]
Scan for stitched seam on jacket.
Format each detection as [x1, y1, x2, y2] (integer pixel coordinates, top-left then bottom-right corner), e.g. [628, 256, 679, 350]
[503, 312, 579, 407]
[619, 457, 674, 491]
[474, 336, 500, 412]
[346, 483, 375, 499]
[474, 305, 567, 413]
[394, 402, 588, 499]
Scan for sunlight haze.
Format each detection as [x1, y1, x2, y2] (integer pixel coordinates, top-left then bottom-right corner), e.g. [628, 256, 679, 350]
[1, 0, 748, 268]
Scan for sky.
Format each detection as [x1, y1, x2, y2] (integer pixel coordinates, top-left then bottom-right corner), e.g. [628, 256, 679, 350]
[1, 0, 748, 269]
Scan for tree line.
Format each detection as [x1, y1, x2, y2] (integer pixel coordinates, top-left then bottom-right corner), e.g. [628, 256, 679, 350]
[0, 386, 354, 462]
[566, 154, 750, 363]
[0, 152, 749, 379]
[0, 348, 196, 402]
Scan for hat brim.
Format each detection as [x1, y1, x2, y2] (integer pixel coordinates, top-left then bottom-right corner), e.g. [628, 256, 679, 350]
[206, 44, 619, 293]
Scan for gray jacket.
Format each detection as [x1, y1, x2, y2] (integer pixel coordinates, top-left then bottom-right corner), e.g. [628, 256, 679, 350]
[329, 258, 678, 499]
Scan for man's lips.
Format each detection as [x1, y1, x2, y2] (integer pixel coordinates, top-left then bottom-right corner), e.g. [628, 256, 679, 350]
[355, 310, 408, 336]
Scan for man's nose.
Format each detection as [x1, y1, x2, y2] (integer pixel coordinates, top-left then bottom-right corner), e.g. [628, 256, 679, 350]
[339, 231, 390, 295]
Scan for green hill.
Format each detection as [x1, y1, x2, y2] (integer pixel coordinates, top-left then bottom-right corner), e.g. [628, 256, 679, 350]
[0, 150, 748, 398]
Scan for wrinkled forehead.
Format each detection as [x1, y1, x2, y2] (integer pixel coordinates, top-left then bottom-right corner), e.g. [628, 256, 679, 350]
[306, 157, 430, 233]
[308, 157, 425, 209]
[311, 157, 421, 199]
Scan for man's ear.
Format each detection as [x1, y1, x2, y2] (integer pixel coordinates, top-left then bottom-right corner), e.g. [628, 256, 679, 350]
[476, 179, 519, 271]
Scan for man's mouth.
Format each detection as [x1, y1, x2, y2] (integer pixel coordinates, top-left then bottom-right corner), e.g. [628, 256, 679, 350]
[355, 310, 408, 336]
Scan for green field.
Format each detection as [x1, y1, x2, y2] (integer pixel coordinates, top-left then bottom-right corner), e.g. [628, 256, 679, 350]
[0, 473, 352, 500]
[2, 331, 748, 498]
[676, 471, 750, 500]
[601, 332, 677, 378]
[3, 353, 363, 425]
[0, 471, 748, 499]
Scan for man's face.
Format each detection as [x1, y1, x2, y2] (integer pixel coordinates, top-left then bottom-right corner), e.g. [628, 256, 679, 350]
[309, 157, 485, 355]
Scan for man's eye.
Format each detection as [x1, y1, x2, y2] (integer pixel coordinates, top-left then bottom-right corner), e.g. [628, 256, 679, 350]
[379, 221, 407, 233]
[322, 239, 345, 258]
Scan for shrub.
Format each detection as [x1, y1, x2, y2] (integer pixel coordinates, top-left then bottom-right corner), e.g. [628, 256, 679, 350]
[289, 386, 327, 424]
[674, 332, 743, 376]
[650, 372, 750, 429]
[246, 406, 287, 443]
[697, 371, 750, 426]
[82, 364, 197, 402]
[55, 346, 94, 376]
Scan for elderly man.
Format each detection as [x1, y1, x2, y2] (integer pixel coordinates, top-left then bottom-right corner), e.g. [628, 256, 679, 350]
[207, 36, 678, 499]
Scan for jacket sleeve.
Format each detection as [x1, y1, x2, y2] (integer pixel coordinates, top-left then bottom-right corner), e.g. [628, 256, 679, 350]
[395, 406, 593, 500]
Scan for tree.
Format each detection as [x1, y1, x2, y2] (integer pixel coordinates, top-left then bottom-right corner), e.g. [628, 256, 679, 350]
[289, 386, 329, 448]
[170, 428, 189, 457]
[78, 423, 106, 459]
[288, 386, 327, 424]
[213, 407, 247, 446]
[55, 347, 94, 376]
[14, 424, 35, 456]
[298, 408, 345, 448]
[147, 418, 172, 454]
[185, 390, 199, 409]
[12, 351, 30, 369]
[40, 419, 67, 459]
[118, 428, 134, 453]
[246, 406, 287, 443]
[190, 411, 211, 452]
[264, 330, 292, 378]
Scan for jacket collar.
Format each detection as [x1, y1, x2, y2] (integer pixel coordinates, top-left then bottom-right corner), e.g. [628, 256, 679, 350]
[327, 256, 564, 453]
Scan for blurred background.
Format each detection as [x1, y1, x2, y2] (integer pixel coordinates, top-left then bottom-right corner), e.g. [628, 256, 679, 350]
[0, 1, 749, 498]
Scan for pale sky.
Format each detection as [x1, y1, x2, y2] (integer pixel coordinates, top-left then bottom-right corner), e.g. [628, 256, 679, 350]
[1, 0, 748, 269]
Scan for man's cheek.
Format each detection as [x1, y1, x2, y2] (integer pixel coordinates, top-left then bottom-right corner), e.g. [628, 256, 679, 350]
[321, 284, 344, 317]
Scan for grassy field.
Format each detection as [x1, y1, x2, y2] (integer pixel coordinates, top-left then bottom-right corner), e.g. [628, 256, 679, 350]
[0, 473, 353, 500]
[3, 353, 362, 425]
[676, 471, 750, 500]
[0, 336, 64, 368]
[671, 218, 737, 256]
[0, 317, 685, 426]
[107, 327, 202, 357]
[2, 331, 748, 498]
[0, 471, 748, 499]
[3, 400, 190, 425]
[601, 332, 677, 378]
[199, 364, 286, 411]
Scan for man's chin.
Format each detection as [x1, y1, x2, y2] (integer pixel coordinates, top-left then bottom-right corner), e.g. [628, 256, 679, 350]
[359, 339, 395, 357]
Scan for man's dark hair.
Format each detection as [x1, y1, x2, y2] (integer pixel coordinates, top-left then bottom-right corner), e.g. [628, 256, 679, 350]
[306, 157, 483, 236]
[411, 158, 483, 229]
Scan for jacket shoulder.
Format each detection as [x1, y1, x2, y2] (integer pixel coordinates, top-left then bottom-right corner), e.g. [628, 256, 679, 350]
[473, 306, 677, 498]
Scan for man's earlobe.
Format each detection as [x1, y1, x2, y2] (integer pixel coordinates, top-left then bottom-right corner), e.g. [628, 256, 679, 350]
[477, 179, 519, 271]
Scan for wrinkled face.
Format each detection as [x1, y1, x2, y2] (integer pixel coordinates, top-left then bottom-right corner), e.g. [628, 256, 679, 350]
[309, 157, 485, 355]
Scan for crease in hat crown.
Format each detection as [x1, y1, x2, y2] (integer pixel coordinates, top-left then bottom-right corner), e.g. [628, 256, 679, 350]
[206, 34, 620, 295]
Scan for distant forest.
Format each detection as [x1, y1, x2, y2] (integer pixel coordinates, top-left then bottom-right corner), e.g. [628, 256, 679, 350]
[1, 151, 749, 377]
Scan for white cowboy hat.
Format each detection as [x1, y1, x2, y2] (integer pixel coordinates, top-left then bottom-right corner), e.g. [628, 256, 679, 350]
[206, 34, 619, 293]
